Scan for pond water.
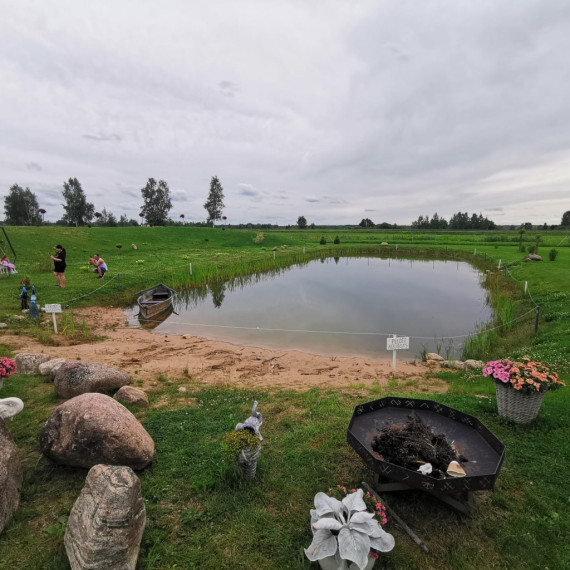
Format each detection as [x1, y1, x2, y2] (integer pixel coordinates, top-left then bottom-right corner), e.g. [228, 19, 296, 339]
[126, 257, 493, 360]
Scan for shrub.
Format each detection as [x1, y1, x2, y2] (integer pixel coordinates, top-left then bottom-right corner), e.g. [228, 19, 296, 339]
[549, 249, 558, 261]
[527, 245, 535, 254]
[253, 232, 264, 244]
[319, 236, 326, 245]
[334, 236, 340, 244]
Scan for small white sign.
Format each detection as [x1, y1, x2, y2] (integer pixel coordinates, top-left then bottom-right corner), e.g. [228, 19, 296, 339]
[44, 304, 62, 314]
[387, 336, 410, 351]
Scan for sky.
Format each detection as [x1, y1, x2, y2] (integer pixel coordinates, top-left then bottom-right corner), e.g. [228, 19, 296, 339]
[1, 0, 569, 226]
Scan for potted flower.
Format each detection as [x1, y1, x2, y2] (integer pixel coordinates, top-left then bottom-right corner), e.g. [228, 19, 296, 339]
[0, 357, 17, 390]
[221, 429, 261, 479]
[305, 486, 395, 570]
[483, 358, 565, 423]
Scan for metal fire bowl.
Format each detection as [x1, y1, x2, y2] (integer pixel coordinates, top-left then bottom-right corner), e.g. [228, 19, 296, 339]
[347, 397, 505, 495]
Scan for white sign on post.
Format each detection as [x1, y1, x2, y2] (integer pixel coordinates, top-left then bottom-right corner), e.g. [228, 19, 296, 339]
[386, 336, 410, 351]
[387, 335, 410, 371]
[44, 304, 62, 334]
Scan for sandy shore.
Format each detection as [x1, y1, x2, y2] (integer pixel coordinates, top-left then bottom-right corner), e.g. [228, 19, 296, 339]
[1, 306, 446, 393]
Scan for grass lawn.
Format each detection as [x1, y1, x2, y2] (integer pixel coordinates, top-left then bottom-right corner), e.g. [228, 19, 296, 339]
[0, 226, 569, 569]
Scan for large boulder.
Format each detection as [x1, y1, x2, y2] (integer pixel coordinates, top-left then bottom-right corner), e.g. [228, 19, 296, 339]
[64, 464, 146, 570]
[14, 353, 51, 374]
[0, 418, 23, 535]
[114, 386, 149, 408]
[524, 254, 542, 261]
[39, 358, 67, 380]
[39, 393, 154, 470]
[53, 362, 131, 398]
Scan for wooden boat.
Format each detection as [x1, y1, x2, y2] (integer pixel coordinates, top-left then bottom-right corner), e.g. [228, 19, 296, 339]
[137, 283, 175, 320]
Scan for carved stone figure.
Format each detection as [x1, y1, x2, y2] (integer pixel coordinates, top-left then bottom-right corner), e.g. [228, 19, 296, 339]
[235, 400, 263, 441]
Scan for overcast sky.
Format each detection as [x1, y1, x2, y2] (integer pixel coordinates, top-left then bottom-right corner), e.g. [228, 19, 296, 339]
[1, 0, 569, 226]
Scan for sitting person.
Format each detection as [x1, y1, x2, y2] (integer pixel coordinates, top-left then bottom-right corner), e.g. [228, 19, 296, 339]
[89, 254, 108, 279]
[1, 254, 17, 274]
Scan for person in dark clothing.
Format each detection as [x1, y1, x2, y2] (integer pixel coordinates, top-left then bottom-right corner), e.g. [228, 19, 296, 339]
[49, 244, 66, 288]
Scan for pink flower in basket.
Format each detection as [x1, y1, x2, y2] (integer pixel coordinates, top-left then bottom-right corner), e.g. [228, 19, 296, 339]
[483, 358, 564, 395]
[0, 357, 17, 379]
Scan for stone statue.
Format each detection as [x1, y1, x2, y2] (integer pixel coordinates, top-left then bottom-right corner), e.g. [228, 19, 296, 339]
[235, 400, 263, 441]
[0, 397, 24, 421]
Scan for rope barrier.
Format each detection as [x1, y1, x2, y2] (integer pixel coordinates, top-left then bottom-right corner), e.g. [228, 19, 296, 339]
[60, 274, 118, 307]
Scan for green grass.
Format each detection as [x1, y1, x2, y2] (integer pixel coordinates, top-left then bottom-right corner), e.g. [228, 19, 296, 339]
[0, 226, 569, 569]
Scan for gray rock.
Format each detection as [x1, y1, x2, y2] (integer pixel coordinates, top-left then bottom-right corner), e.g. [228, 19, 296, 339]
[40, 393, 155, 470]
[64, 464, 146, 570]
[53, 361, 131, 398]
[442, 360, 466, 370]
[0, 418, 23, 535]
[0, 397, 24, 421]
[524, 254, 542, 261]
[0, 323, 7, 329]
[14, 353, 51, 374]
[426, 353, 444, 362]
[464, 359, 485, 370]
[114, 386, 149, 408]
[39, 358, 67, 380]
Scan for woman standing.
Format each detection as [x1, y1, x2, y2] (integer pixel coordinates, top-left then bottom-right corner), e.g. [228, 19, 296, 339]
[49, 244, 66, 288]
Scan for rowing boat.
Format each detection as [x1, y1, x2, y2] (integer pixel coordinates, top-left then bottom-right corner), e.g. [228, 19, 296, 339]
[137, 283, 175, 321]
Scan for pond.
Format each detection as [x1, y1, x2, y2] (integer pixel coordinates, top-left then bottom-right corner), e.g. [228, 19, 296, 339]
[126, 257, 493, 360]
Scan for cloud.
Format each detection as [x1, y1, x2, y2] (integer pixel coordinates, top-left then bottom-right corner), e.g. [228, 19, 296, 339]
[0, 1, 568, 224]
[82, 133, 123, 142]
[26, 162, 42, 172]
[238, 183, 261, 198]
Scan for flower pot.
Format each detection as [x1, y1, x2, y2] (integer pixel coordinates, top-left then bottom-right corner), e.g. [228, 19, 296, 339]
[495, 382, 546, 424]
[237, 446, 261, 479]
[318, 554, 376, 570]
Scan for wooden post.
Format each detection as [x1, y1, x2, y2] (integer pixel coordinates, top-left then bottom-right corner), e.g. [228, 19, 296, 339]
[52, 313, 57, 334]
[391, 334, 397, 371]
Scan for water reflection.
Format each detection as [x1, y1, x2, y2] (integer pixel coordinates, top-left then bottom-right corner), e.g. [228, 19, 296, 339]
[127, 257, 492, 359]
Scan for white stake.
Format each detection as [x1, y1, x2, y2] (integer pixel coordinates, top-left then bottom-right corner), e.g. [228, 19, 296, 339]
[525, 281, 528, 293]
[497, 259, 501, 269]
[392, 334, 397, 371]
[52, 313, 58, 334]
[189, 263, 192, 275]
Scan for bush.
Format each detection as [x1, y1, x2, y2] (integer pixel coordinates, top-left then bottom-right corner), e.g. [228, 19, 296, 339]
[549, 249, 558, 261]
[319, 236, 326, 245]
[527, 245, 535, 254]
[333, 236, 340, 244]
[253, 232, 264, 244]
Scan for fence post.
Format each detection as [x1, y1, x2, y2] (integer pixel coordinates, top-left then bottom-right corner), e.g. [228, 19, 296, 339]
[504, 266, 507, 277]
[535, 306, 541, 333]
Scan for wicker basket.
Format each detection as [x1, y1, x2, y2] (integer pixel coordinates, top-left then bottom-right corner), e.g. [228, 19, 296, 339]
[495, 382, 546, 424]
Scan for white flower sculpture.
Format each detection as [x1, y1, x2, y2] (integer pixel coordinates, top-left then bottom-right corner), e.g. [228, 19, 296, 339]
[305, 489, 395, 570]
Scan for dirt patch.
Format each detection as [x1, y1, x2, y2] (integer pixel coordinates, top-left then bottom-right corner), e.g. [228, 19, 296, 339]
[1, 306, 446, 393]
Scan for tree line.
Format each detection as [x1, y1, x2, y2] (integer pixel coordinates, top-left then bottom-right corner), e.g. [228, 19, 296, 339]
[2, 176, 226, 227]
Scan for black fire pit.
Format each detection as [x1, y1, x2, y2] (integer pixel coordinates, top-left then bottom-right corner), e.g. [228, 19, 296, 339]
[347, 397, 505, 513]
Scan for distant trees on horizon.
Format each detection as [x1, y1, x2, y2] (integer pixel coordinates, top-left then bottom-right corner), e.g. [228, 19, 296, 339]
[411, 212, 497, 230]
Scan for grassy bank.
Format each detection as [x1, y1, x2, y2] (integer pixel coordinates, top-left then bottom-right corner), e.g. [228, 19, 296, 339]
[1, 368, 568, 569]
[0, 226, 569, 569]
